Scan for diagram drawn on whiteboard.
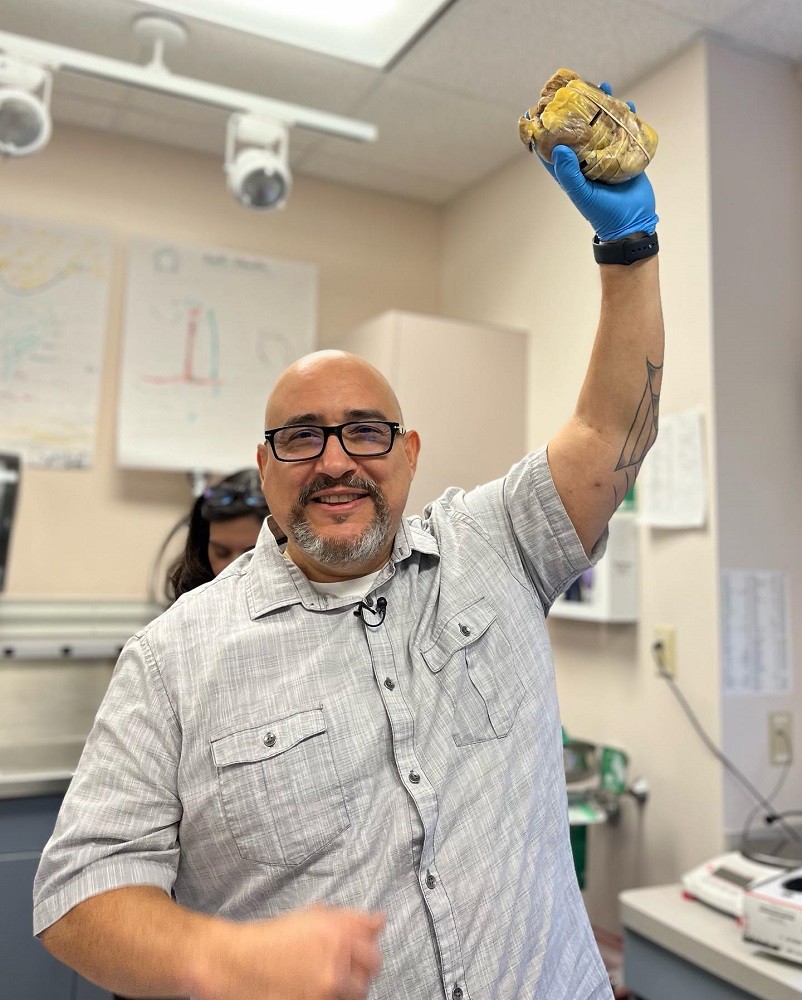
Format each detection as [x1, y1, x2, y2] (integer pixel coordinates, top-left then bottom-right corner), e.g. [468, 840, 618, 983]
[119, 239, 318, 471]
[141, 300, 222, 388]
[0, 216, 112, 469]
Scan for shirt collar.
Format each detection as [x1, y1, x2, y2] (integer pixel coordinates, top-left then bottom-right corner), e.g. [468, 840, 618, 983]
[392, 515, 440, 562]
[245, 515, 440, 619]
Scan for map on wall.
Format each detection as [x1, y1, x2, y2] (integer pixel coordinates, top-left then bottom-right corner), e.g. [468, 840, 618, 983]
[0, 215, 112, 469]
[118, 239, 317, 472]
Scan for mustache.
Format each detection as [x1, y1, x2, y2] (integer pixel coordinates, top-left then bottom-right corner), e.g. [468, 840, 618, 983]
[297, 474, 383, 506]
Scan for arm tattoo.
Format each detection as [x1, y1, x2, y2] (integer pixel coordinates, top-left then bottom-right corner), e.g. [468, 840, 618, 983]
[612, 358, 662, 507]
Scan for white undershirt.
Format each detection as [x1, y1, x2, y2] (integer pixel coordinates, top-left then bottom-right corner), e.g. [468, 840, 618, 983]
[283, 551, 386, 601]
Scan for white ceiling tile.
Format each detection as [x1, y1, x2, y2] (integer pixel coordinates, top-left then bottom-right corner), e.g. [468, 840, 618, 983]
[639, 0, 756, 26]
[394, 0, 702, 106]
[50, 93, 120, 132]
[715, 0, 802, 59]
[0, 0, 141, 58]
[118, 87, 223, 123]
[314, 77, 520, 189]
[286, 131, 321, 164]
[297, 155, 458, 205]
[112, 108, 223, 155]
[53, 72, 130, 106]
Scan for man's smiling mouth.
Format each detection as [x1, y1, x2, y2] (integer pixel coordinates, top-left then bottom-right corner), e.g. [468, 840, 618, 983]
[297, 476, 379, 511]
[312, 493, 368, 505]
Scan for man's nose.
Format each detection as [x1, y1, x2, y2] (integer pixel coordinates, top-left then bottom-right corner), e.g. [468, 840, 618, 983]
[314, 430, 357, 476]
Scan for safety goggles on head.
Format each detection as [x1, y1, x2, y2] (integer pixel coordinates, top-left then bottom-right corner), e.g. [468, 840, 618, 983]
[200, 482, 268, 520]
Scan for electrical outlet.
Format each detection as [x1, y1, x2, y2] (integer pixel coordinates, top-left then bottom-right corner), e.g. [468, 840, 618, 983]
[769, 712, 793, 765]
[653, 625, 676, 677]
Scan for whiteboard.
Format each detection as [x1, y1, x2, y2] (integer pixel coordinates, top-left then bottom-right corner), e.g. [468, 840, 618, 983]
[0, 215, 112, 469]
[118, 239, 317, 472]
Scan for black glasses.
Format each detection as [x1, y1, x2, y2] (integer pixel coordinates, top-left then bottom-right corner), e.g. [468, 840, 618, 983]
[200, 483, 268, 518]
[264, 421, 406, 462]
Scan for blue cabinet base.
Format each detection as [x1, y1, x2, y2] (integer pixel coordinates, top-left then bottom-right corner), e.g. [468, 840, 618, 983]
[0, 794, 112, 1000]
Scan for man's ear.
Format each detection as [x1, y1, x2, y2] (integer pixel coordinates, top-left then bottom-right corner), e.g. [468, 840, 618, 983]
[256, 443, 270, 480]
[403, 430, 420, 478]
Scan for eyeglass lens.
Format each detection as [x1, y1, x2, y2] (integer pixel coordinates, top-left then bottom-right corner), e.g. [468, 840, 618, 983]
[273, 422, 393, 460]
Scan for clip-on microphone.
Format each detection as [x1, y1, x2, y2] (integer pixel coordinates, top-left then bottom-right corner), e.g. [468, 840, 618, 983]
[354, 596, 387, 628]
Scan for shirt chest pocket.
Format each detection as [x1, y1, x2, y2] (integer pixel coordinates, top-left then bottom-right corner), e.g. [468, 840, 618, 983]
[211, 707, 350, 867]
[420, 597, 524, 747]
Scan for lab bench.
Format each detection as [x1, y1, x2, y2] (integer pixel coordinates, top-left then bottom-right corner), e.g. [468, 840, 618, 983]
[0, 792, 111, 999]
[620, 883, 802, 1000]
[0, 599, 163, 999]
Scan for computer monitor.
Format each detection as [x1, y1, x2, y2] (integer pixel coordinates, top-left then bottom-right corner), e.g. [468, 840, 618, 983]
[0, 454, 20, 591]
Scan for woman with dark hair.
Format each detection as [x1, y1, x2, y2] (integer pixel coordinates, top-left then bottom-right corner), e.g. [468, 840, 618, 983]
[165, 468, 286, 602]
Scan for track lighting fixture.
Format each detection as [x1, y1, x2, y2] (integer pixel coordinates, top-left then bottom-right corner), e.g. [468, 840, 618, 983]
[0, 55, 52, 157]
[225, 115, 291, 211]
[0, 18, 376, 207]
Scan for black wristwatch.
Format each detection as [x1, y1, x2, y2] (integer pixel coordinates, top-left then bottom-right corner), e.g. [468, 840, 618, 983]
[593, 232, 659, 265]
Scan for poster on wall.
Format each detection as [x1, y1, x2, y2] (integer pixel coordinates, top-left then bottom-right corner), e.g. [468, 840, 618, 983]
[638, 409, 707, 528]
[0, 215, 113, 469]
[722, 569, 792, 696]
[118, 238, 318, 472]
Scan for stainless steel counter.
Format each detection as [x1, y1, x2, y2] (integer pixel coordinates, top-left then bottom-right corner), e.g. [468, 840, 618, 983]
[0, 739, 83, 799]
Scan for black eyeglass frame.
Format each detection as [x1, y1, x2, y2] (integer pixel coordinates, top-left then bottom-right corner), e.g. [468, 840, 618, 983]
[264, 421, 406, 463]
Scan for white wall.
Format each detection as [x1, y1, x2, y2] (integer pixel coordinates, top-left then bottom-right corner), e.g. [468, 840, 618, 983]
[441, 41, 727, 930]
[707, 42, 802, 836]
[1, 125, 442, 599]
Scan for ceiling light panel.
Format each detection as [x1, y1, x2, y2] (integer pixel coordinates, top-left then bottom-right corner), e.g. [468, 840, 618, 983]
[131, 0, 452, 68]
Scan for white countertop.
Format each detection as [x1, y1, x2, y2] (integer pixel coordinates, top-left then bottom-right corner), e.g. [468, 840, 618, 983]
[620, 884, 802, 1000]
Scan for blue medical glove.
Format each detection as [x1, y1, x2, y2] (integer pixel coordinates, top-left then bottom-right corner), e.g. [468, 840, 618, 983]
[538, 82, 658, 242]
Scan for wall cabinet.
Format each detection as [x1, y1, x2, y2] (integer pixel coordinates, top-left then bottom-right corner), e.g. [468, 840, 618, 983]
[337, 310, 527, 517]
[0, 795, 112, 1000]
[550, 512, 638, 623]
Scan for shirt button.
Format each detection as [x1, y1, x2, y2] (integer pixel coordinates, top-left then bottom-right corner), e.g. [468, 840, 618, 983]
[364, 595, 374, 607]
[459, 623, 471, 637]
[426, 871, 436, 889]
[263, 732, 277, 747]
[408, 770, 421, 784]
[384, 677, 395, 690]
[452, 987, 463, 1000]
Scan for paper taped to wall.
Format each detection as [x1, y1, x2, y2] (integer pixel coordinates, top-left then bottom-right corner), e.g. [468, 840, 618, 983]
[0, 215, 112, 469]
[722, 569, 791, 696]
[638, 409, 707, 528]
[118, 238, 317, 472]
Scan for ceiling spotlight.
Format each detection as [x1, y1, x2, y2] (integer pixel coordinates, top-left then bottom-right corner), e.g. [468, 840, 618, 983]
[0, 56, 52, 157]
[225, 114, 292, 211]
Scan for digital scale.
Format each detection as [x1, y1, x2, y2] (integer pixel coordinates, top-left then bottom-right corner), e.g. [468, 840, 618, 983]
[743, 867, 802, 965]
[681, 851, 786, 918]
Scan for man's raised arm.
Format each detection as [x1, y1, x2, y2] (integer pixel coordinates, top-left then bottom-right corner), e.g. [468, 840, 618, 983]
[539, 86, 664, 554]
[549, 253, 663, 554]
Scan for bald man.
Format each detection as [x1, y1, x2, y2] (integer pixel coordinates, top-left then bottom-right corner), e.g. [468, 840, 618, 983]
[257, 352, 420, 584]
[34, 135, 662, 1000]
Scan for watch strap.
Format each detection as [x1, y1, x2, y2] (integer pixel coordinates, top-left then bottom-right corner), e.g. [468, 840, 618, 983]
[593, 232, 659, 265]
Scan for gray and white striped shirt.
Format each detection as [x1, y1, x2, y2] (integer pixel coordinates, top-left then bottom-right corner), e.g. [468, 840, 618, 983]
[34, 447, 612, 1000]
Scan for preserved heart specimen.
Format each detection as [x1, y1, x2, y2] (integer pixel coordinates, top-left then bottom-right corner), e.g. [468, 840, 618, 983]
[518, 68, 658, 183]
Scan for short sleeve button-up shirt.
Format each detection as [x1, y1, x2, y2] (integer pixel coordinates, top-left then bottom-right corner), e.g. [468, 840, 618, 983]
[34, 448, 612, 1000]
